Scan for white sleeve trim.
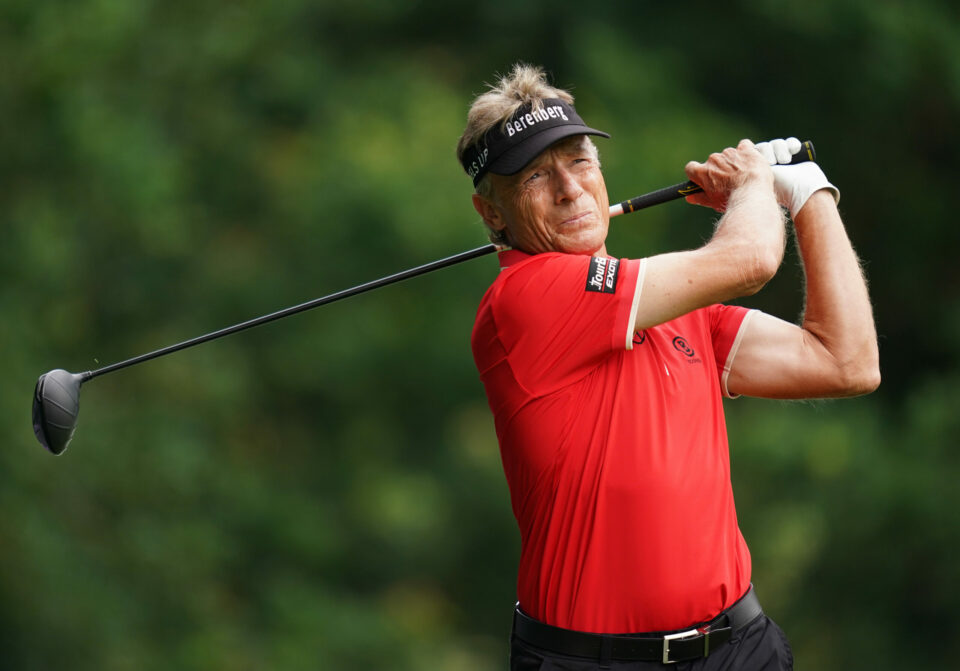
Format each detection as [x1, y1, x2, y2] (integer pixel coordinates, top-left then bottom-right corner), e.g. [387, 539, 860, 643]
[625, 258, 647, 350]
[721, 309, 756, 398]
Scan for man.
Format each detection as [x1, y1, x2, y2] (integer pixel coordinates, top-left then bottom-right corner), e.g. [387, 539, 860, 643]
[458, 64, 879, 670]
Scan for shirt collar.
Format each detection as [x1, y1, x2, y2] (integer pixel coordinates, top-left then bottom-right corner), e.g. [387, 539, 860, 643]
[498, 248, 532, 270]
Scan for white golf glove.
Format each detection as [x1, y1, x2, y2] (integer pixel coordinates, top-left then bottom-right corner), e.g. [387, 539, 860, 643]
[755, 137, 840, 219]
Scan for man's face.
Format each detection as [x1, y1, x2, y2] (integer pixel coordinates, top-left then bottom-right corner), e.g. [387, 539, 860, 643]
[474, 136, 610, 256]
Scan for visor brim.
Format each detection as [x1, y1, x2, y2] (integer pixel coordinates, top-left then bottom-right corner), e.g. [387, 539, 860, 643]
[487, 125, 610, 177]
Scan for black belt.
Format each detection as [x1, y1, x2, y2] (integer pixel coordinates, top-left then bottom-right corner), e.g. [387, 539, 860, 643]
[512, 585, 763, 664]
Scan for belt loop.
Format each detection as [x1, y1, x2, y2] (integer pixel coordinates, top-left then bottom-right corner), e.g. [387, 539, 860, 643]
[599, 635, 613, 668]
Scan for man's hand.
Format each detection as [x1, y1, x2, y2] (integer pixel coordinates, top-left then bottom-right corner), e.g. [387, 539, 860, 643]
[631, 139, 785, 331]
[683, 139, 775, 212]
[755, 137, 840, 219]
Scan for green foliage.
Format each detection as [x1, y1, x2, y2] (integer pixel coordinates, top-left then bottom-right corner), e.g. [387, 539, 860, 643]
[2, 0, 958, 668]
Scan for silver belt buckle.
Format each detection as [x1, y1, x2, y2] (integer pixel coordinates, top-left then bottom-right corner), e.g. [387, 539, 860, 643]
[662, 627, 702, 664]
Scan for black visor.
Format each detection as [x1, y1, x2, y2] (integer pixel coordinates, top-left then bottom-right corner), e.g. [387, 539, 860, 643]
[461, 98, 609, 187]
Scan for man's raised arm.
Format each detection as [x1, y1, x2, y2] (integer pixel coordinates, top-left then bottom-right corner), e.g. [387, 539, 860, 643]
[632, 139, 787, 331]
[727, 163, 881, 398]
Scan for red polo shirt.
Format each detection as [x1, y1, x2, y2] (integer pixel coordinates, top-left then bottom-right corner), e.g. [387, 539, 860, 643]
[471, 249, 755, 634]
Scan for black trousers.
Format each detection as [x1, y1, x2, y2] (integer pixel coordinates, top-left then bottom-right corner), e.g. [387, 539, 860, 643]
[510, 613, 794, 671]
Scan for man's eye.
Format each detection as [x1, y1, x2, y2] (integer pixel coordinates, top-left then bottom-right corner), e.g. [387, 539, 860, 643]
[525, 171, 543, 183]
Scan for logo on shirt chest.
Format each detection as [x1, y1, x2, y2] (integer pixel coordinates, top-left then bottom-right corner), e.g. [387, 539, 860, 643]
[672, 335, 702, 364]
[672, 336, 694, 357]
[585, 257, 619, 294]
[631, 330, 704, 365]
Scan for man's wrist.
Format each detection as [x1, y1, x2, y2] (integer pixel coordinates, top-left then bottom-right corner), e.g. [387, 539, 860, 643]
[728, 177, 777, 210]
[793, 188, 839, 221]
[771, 163, 839, 219]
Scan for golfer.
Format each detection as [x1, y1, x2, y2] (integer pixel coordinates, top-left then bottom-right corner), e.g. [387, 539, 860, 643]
[458, 64, 879, 670]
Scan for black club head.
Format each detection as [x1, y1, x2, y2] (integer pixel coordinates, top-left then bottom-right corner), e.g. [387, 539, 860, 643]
[33, 369, 85, 455]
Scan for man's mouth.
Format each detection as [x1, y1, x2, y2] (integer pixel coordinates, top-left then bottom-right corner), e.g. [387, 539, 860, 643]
[559, 211, 594, 227]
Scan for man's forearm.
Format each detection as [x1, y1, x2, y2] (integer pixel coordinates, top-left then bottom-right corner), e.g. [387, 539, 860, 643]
[793, 190, 880, 393]
[711, 181, 787, 288]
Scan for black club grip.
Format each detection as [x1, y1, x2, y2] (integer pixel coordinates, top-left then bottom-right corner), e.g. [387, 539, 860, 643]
[609, 140, 816, 216]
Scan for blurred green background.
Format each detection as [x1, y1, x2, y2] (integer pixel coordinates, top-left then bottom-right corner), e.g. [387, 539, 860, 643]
[3, 0, 959, 668]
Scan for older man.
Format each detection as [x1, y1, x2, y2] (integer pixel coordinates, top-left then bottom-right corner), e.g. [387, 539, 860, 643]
[458, 64, 879, 670]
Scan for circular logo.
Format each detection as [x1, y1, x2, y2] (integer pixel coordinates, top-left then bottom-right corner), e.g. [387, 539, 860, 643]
[672, 336, 695, 357]
[633, 330, 646, 346]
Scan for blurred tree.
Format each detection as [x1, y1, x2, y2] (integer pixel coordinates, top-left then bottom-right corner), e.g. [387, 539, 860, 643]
[1, 0, 957, 669]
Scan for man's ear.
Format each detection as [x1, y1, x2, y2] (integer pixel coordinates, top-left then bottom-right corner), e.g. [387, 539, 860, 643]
[472, 193, 507, 236]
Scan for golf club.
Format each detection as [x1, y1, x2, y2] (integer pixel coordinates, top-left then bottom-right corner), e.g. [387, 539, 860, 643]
[32, 141, 816, 455]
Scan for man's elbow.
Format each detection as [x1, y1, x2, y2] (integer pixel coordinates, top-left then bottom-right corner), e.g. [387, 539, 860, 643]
[835, 359, 881, 397]
[739, 250, 781, 296]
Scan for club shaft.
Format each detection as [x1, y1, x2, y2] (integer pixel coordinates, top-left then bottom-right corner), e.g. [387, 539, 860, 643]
[609, 181, 702, 216]
[85, 244, 499, 380]
[85, 193, 650, 380]
[82, 140, 817, 380]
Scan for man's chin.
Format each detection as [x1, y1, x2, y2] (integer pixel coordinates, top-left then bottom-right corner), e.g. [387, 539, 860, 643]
[557, 233, 608, 256]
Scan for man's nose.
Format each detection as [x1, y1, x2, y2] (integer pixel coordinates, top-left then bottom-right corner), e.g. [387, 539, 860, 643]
[554, 166, 583, 203]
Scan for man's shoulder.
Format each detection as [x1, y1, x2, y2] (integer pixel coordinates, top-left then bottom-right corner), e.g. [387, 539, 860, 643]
[500, 250, 616, 289]
[499, 250, 580, 274]
[480, 251, 585, 300]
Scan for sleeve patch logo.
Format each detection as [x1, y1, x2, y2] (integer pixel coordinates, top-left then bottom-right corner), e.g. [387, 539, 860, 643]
[585, 257, 620, 294]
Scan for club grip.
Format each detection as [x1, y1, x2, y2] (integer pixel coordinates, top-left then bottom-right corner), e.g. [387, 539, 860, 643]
[609, 140, 816, 216]
[791, 140, 816, 164]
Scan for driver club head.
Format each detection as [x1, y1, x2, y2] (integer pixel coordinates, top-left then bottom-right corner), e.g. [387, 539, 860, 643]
[33, 369, 85, 455]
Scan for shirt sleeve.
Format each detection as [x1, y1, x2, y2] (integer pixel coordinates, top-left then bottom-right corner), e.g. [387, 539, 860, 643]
[707, 303, 755, 398]
[491, 253, 644, 396]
